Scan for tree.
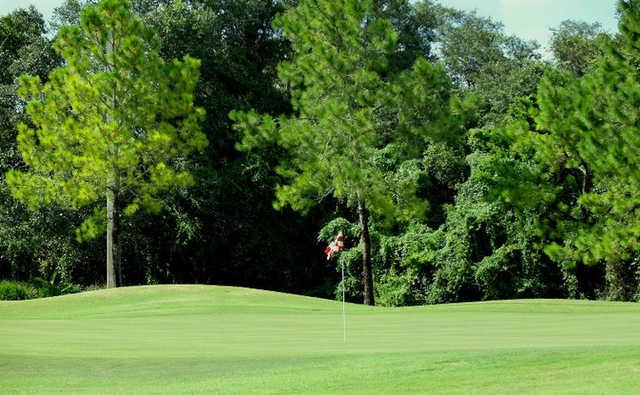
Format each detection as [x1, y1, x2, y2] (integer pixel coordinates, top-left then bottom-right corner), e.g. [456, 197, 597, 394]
[435, 9, 544, 125]
[0, 7, 58, 173]
[0, 7, 84, 283]
[497, 0, 640, 300]
[232, 0, 460, 305]
[6, 0, 207, 288]
[550, 20, 608, 76]
[369, 7, 555, 304]
[47, 0, 337, 294]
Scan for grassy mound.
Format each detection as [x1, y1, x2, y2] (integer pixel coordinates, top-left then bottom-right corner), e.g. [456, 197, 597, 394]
[1, 285, 639, 394]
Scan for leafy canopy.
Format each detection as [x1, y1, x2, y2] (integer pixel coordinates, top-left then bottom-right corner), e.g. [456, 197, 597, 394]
[6, 0, 207, 239]
[232, 0, 462, 220]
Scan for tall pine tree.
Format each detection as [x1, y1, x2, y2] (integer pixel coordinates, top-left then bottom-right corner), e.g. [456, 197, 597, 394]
[7, 0, 207, 287]
[511, 0, 640, 299]
[232, 0, 461, 305]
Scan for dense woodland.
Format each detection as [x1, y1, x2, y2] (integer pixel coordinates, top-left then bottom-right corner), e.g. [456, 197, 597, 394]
[1, 0, 639, 305]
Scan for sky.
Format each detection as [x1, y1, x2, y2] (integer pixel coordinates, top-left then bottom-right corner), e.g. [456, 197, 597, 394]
[0, 0, 622, 55]
[439, 0, 620, 54]
[0, 0, 63, 20]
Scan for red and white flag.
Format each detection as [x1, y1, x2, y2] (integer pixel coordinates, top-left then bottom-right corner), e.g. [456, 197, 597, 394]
[324, 232, 345, 260]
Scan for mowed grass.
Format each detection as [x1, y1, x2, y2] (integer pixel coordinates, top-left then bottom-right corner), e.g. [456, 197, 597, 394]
[1, 285, 640, 394]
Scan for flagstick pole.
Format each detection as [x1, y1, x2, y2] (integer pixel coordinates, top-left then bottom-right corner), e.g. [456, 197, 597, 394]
[342, 259, 346, 343]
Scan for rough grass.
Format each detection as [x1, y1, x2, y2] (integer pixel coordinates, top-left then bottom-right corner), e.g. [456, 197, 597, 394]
[1, 285, 639, 394]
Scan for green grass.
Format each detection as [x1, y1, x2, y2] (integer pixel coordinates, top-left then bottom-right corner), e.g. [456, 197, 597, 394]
[1, 285, 640, 394]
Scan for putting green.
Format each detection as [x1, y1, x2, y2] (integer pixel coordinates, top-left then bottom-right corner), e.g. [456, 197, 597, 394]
[1, 285, 639, 394]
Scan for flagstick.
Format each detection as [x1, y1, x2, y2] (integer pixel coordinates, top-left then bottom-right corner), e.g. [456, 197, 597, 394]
[342, 259, 347, 343]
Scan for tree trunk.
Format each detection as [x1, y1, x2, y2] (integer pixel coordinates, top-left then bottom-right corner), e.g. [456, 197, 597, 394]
[581, 164, 592, 194]
[115, 205, 122, 286]
[116, 239, 122, 287]
[580, 163, 593, 219]
[358, 198, 374, 306]
[114, 197, 122, 286]
[105, 32, 117, 288]
[106, 189, 117, 288]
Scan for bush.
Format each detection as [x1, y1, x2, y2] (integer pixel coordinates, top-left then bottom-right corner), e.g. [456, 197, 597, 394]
[376, 269, 415, 307]
[33, 270, 82, 298]
[0, 280, 35, 300]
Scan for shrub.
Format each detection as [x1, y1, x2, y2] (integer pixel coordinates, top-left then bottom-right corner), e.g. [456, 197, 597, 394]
[34, 270, 82, 298]
[376, 269, 415, 307]
[0, 280, 35, 300]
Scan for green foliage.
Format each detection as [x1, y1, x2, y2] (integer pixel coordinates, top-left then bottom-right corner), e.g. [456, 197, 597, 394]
[232, 0, 464, 304]
[550, 20, 609, 76]
[130, 0, 332, 293]
[233, 0, 459, 219]
[0, 280, 35, 300]
[353, 7, 561, 305]
[0, 7, 93, 284]
[375, 223, 439, 305]
[480, 0, 640, 301]
[33, 270, 82, 298]
[7, 0, 207, 239]
[3, 0, 638, 305]
[437, 9, 546, 125]
[375, 269, 415, 307]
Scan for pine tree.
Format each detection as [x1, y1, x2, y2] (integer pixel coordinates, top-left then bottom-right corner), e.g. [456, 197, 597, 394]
[516, 0, 640, 299]
[232, 0, 460, 305]
[6, 0, 207, 287]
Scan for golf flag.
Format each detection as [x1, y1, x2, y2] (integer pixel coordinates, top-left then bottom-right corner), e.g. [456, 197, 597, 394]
[324, 232, 344, 260]
[324, 231, 348, 342]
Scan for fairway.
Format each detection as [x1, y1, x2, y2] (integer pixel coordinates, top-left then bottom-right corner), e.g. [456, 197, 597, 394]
[0, 286, 639, 394]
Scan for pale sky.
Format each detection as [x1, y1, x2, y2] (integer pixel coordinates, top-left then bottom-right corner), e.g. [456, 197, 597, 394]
[439, 0, 620, 54]
[0, 0, 63, 20]
[0, 0, 622, 53]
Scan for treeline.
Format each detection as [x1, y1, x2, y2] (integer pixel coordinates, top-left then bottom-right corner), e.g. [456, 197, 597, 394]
[0, 0, 638, 304]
